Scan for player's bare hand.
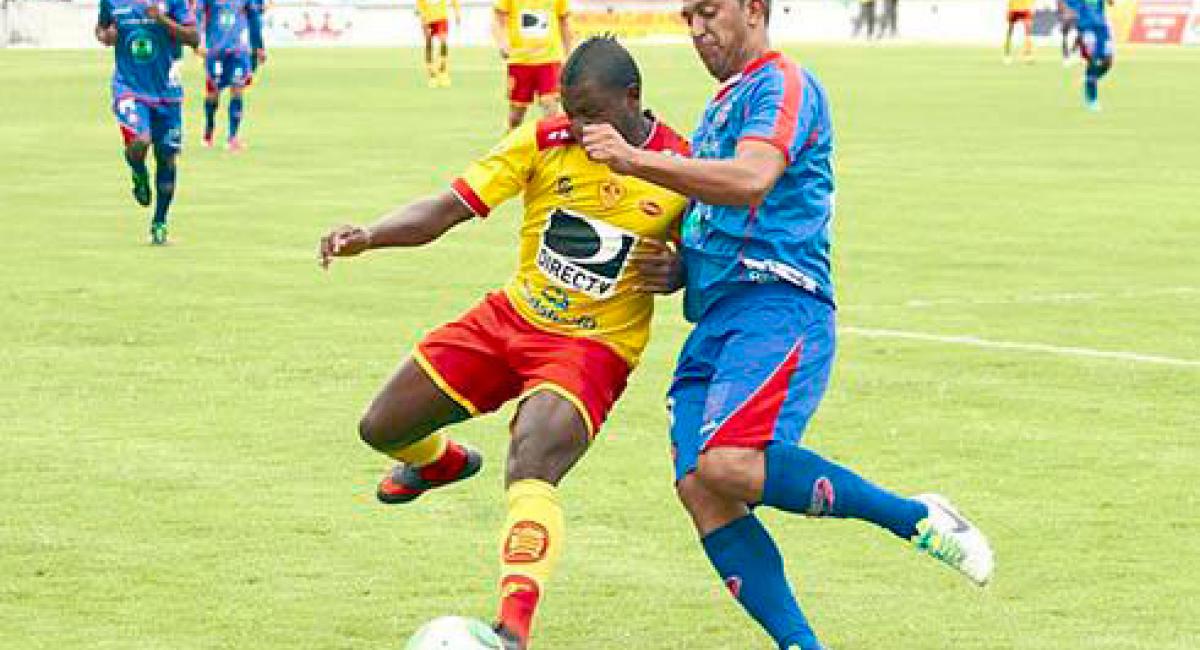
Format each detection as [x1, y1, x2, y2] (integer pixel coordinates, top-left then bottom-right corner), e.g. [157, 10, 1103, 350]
[581, 123, 638, 175]
[97, 25, 119, 46]
[632, 238, 684, 294]
[319, 225, 372, 269]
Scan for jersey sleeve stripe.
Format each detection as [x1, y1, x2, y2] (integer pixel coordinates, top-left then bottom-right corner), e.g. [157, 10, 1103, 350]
[740, 59, 805, 165]
[451, 178, 491, 218]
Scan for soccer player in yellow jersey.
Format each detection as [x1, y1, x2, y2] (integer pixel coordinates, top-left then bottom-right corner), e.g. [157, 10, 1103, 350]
[1005, 0, 1035, 63]
[493, 0, 572, 130]
[318, 37, 689, 650]
[415, 0, 460, 87]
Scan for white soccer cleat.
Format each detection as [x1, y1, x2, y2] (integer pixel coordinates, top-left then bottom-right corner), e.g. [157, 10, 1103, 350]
[912, 494, 995, 586]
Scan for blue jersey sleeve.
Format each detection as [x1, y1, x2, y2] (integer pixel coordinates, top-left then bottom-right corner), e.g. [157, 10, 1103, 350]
[98, 0, 114, 27]
[169, 0, 196, 26]
[737, 67, 813, 165]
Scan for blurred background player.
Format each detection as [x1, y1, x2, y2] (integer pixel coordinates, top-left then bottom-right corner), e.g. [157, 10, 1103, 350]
[1067, 0, 1114, 110]
[1004, 0, 1034, 64]
[878, 0, 899, 38]
[416, 0, 460, 87]
[493, 0, 572, 130]
[1058, 0, 1080, 65]
[582, 0, 995, 647]
[95, 0, 198, 245]
[318, 37, 689, 650]
[851, 0, 876, 38]
[196, 0, 265, 151]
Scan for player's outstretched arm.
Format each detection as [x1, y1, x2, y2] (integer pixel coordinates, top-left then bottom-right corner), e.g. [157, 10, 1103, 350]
[582, 124, 786, 207]
[318, 190, 474, 269]
[492, 9, 510, 58]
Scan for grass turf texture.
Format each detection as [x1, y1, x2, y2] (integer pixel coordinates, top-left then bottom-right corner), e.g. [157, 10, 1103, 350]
[1, 44, 1198, 649]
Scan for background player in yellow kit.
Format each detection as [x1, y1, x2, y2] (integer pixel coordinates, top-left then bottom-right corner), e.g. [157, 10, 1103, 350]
[318, 37, 688, 650]
[1005, 0, 1035, 63]
[416, 0, 460, 87]
[493, 0, 572, 130]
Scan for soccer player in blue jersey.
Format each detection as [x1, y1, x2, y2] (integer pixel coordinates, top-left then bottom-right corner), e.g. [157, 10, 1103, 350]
[1065, 0, 1114, 110]
[583, 1, 995, 647]
[196, 0, 265, 150]
[96, 0, 199, 245]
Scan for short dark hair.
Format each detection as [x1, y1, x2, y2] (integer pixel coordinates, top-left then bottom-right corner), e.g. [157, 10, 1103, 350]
[561, 35, 641, 92]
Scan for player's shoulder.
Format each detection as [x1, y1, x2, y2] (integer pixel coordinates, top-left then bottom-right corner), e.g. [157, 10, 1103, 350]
[644, 114, 691, 157]
[533, 114, 575, 151]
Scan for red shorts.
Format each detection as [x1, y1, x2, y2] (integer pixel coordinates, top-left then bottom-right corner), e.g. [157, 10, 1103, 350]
[426, 19, 448, 39]
[413, 292, 631, 437]
[1008, 10, 1032, 23]
[507, 62, 561, 106]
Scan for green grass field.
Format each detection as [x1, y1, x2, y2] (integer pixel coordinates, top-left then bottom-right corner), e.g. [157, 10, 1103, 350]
[2, 43, 1199, 649]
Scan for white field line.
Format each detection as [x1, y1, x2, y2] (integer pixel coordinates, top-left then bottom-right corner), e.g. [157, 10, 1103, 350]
[845, 287, 1200, 311]
[842, 327, 1200, 368]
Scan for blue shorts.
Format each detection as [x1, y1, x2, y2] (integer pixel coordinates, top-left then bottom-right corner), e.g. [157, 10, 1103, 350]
[205, 50, 253, 91]
[1080, 24, 1113, 61]
[112, 92, 183, 155]
[668, 283, 836, 481]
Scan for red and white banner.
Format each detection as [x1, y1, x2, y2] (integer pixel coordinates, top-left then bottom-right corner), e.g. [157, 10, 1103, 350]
[1129, 0, 1193, 43]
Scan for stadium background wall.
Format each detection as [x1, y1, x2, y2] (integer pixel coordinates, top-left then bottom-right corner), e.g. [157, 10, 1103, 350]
[2, 0, 1196, 47]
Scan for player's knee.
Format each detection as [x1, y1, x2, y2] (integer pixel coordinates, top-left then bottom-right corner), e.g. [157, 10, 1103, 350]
[127, 139, 150, 158]
[695, 447, 764, 500]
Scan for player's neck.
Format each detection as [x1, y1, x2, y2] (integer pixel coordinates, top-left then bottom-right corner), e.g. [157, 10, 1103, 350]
[729, 38, 772, 79]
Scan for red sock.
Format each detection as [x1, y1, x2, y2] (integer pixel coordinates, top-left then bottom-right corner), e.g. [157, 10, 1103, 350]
[497, 575, 541, 643]
[417, 441, 467, 482]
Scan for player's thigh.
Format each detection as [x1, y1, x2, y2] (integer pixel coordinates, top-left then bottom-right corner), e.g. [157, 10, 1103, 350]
[507, 390, 590, 485]
[113, 95, 152, 144]
[701, 286, 836, 452]
[227, 53, 252, 90]
[360, 356, 472, 448]
[507, 64, 536, 107]
[149, 104, 184, 159]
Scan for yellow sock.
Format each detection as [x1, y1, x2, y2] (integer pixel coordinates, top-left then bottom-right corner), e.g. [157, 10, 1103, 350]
[496, 479, 563, 643]
[390, 432, 447, 466]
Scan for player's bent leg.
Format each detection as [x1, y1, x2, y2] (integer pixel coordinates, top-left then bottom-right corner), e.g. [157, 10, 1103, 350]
[494, 390, 589, 650]
[677, 474, 824, 650]
[150, 149, 176, 245]
[437, 38, 451, 87]
[125, 138, 152, 207]
[359, 357, 479, 504]
[228, 87, 246, 151]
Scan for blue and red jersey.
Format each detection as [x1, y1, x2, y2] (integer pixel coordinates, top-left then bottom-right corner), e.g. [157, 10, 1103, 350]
[680, 51, 835, 322]
[1065, 0, 1108, 28]
[98, 0, 195, 103]
[198, 0, 263, 55]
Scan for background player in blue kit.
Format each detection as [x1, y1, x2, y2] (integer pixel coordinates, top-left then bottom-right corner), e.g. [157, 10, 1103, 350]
[96, 0, 199, 245]
[583, 1, 995, 647]
[1066, 0, 1114, 110]
[196, 0, 265, 150]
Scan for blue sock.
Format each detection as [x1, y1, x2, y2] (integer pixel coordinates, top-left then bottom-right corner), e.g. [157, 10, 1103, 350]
[761, 443, 927, 540]
[1084, 75, 1099, 104]
[228, 96, 244, 139]
[204, 97, 218, 138]
[153, 158, 176, 226]
[702, 514, 822, 650]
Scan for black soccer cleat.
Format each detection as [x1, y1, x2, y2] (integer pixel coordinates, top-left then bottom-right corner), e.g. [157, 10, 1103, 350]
[131, 170, 152, 207]
[493, 624, 525, 650]
[375, 444, 483, 505]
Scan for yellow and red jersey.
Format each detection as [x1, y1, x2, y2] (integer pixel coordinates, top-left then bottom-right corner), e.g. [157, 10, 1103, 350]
[495, 0, 570, 65]
[1008, 0, 1034, 13]
[417, 0, 458, 25]
[450, 114, 690, 366]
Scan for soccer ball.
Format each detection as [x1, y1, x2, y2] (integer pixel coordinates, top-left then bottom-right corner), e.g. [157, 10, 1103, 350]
[404, 616, 504, 650]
